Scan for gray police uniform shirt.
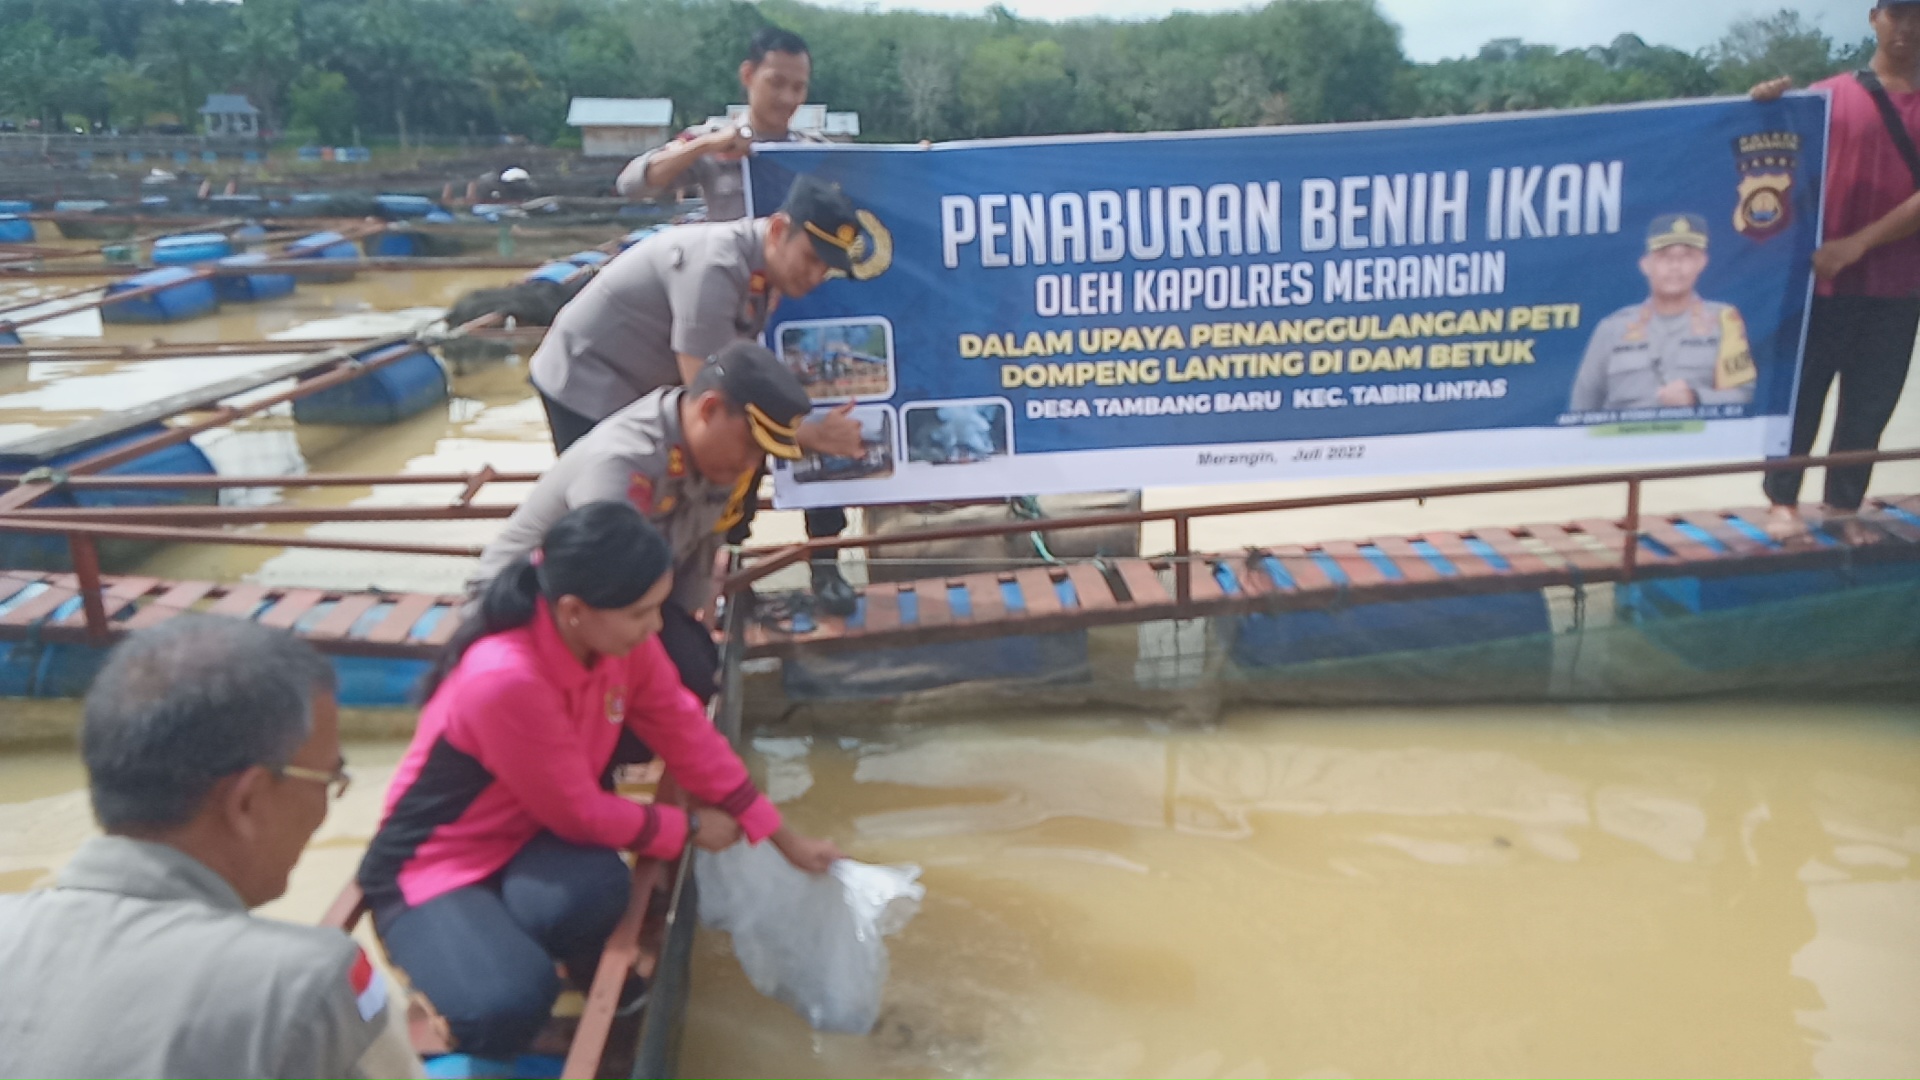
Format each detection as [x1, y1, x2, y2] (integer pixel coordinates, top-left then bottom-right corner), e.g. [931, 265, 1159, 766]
[1569, 300, 1758, 413]
[615, 128, 827, 222]
[0, 835, 420, 1080]
[470, 387, 740, 616]
[528, 218, 772, 424]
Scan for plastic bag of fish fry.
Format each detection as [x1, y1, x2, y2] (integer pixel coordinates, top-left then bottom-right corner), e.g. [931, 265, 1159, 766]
[697, 840, 924, 1033]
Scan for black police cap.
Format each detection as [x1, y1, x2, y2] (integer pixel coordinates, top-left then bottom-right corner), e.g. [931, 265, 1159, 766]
[706, 341, 810, 460]
[781, 175, 862, 274]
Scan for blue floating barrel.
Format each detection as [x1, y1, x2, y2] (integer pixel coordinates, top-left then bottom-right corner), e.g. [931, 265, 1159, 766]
[622, 226, 662, 248]
[214, 252, 297, 303]
[286, 230, 361, 283]
[374, 193, 440, 219]
[0, 214, 33, 244]
[0, 327, 21, 346]
[139, 194, 169, 207]
[0, 199, 32, 214]
[525, 261, 580, 285]
[152, 232, 234, 265]
[424, 209, 455, 224]
[53, 199, 106, 212]
[565, 250, 609, 267]
[367, 229, 422, 257]
[0, 422, 217, 571]
[101, 266, 220, 324]
[232, 223, 269, 248]
[292, 345, 448, 425]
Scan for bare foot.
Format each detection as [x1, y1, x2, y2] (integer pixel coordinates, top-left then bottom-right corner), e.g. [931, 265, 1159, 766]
[1764, 504, 1806, 542]
[1830, 514, 1883, 546]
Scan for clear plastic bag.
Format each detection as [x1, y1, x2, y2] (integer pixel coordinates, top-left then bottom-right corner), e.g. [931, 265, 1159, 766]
[696, 841, 924, 1033]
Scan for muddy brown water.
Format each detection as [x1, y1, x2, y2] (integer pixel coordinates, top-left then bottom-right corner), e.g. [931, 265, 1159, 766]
[1, 260, 1916, 1077]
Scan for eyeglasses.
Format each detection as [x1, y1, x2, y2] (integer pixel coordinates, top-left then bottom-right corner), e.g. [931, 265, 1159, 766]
[278, 761, 352, 800]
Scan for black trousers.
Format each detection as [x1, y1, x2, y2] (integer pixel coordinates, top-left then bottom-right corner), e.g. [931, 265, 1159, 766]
[538, 389, 599, 454]
[1763, 295, 1919, 512]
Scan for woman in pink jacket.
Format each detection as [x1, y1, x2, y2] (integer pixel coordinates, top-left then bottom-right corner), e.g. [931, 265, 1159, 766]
[357, 500, 838, 1058]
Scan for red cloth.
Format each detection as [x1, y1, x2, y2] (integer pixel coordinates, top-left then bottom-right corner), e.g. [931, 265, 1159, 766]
[1813, 74, 1920, 297]
[380, 599, 779, 907]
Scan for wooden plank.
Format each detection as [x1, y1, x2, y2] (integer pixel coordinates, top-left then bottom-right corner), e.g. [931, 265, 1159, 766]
[308, 593, 381, 641]
[1064, 563, 1118, 610]
[122, 579, 218, 630]
[910, 581, 951, 627]
[364, 593, 436, 644]
[207, 583, 270, 619]
[1861, 506, 1920, 544]
[563, 858, 666, 1080]
[1576, 516, 1669, 564]
[962, 573, 1006, 622]
[0, 585, 77, 627]
[1320, 540, 1386, 587]
[1641, 517, 1721, 564]
[0, 574, 41, 608]
[860, 582, 901, 634]
[1014, 568, 1064, 617]
[422, 602, 463, 646]
[1677, 511, 1770, 556]
[1474, 527, 1556, 576]
[1270, 545, 1336, 592]
[1525, 523, 1615, 573]
[258, 588, 327, 631]
[55, 574, 159, 626]
[1372, 536, 1443, 583]
[1182, 559, 1226, 603]
[1113, 559, 1171, 607]
[1424, 531, 1503, 579]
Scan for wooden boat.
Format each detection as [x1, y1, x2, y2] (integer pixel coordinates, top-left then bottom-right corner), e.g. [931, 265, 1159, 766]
[319, 785, 701, 1079]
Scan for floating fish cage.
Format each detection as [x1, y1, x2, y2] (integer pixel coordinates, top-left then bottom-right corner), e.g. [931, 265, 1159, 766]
[100, 267, 219, 324]
[0, 424, 217, 573]
[213, 253, 297, 303]
[291, 344, 449, 425]
[151, 232, 234, 265]
[286, 231, 362, 283]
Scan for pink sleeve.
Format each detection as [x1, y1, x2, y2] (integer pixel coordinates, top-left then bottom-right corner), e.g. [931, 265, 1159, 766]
[455, 669, 689, 856]
[622, 637, 782, 855]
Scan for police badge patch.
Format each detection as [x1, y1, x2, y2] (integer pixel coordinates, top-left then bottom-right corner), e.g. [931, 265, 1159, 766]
[1733, 131, 1799, 241]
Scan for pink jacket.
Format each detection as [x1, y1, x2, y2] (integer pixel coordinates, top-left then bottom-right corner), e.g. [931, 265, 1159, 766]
[359, 600, 779, 908]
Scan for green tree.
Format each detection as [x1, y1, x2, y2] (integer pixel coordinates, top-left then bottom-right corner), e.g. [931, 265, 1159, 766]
[1707, 9, 1867, 93]
[287, 66, 356, 143]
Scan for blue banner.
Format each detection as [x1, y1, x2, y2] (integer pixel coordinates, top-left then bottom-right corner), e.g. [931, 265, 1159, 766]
[749, 96, 1828, 507]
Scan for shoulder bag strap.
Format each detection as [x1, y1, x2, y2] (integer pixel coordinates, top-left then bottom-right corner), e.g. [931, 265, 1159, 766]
[1855, 68, 1920, 190]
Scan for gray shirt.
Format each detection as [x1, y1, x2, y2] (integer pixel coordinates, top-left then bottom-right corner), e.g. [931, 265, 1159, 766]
[0, 836, 419, 1080]
[529, 218, 773, 422]
[471, 388, 741, 615]
[615, 127, 827, 222]
[1569, 299, 1758, 413]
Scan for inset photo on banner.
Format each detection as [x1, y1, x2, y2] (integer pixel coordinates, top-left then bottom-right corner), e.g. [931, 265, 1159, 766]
[791, 405, 896, 484]
[903, 398, 1013, 466]
[775, 316, 896, 404]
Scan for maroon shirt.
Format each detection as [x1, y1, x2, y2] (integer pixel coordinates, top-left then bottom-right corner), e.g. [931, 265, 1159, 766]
[1813, 73, 1920, 298]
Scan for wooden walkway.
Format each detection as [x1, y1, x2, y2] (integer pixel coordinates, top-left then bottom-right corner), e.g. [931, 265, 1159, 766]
[3, 495, 1918, 662]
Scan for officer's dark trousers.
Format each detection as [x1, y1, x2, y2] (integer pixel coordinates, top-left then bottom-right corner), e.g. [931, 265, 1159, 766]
[374, 832, 629, 1059]
[538, 389, 599, 455]
[1763, 295, 1920, 512]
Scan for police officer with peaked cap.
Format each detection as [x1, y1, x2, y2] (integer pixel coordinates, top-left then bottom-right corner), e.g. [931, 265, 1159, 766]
[528, 174, 874, 615]
[474, 340, 812, 701]
[1568, 212, 1758, 414]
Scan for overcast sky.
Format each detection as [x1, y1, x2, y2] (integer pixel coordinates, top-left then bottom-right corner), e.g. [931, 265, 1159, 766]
[824, 0, 1868, 62]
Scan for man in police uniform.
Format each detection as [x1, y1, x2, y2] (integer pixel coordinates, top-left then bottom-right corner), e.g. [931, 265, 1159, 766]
[476, 341, 810, 701]
[1568, 213, 1758, 414]
[0, 617, 421, 1080]
[530, 173, 867, 613]
[615, 27, 823, 220]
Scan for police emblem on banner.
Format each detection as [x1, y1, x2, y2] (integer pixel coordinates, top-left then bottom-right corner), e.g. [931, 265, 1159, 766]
[1732, 131, 1799, 241]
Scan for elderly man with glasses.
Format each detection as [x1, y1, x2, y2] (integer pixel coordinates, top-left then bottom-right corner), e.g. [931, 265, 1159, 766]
[0, 616, 421, 1079]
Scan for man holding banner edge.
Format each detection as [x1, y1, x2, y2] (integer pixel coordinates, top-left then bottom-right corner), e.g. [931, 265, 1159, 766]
[1752, 0, 1920, 544]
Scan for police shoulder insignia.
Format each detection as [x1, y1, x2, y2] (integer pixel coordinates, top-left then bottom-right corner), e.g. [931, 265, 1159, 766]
[667, 447, 687, 477]
[1715, 307, 1757, 390]
[626, 472, 654, 513]
[1733, 131, 1799, 242]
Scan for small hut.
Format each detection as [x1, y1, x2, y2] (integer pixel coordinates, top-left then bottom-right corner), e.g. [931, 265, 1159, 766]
[566, 98, 674, 158]
[198, 94, 261, 139]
